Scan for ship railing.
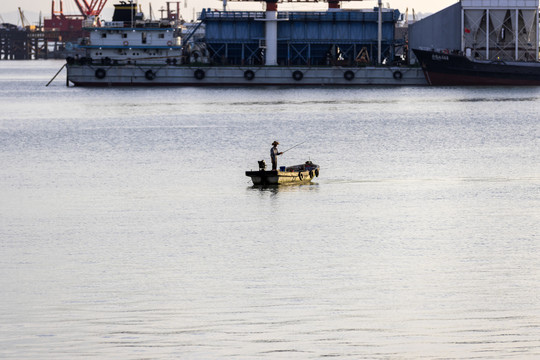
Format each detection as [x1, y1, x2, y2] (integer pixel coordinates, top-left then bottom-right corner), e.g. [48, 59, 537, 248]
[199, 11, 295, 21]
[200, 10, 396, 22]
[201, 11, 265, 20]
[254, 12, 290, 20]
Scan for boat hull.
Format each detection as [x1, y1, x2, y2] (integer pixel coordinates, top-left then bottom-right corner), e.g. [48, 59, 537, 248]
[413, 48, 540, 86]
[66, 64, 426, 86]
[246, 169, 317, 185]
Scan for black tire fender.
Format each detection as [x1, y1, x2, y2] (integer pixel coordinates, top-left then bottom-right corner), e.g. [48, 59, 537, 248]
[95, 68, 106, 79]
[145, 70, 156, 80]
[194, 69, 205, 80]
[344, 70, 355, 81]
[292, 70, 303, 81]
[244, 70, 255, 81]
[393, 70, 403, 80]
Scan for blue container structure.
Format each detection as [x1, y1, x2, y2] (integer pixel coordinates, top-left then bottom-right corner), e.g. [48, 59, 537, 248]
[199, 8, 400, 66]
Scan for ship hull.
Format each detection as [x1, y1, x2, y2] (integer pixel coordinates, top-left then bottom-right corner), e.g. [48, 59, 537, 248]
[413, 48, 540, 86]
[66, 64, 426, 86]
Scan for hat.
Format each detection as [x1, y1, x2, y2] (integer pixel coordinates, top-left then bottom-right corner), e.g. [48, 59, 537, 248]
[272, 141, 279, 146]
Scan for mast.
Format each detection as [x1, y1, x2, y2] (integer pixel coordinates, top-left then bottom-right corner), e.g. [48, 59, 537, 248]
[378, 0, 382, 64]
[265, 0, 278, 65]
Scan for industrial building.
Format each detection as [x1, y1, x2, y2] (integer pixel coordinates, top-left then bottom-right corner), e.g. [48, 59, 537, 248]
[199, 5, 401, 66]
[409, 0, 539, 62]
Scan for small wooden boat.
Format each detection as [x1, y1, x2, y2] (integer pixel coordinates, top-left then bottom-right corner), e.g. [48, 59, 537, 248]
[246, 160, 320, 185]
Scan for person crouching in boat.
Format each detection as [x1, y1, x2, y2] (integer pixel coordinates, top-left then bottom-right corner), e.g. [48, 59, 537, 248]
[270, 141, 283, 171]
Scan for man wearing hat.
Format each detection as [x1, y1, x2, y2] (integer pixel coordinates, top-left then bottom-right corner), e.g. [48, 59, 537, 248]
[270, 141, 283, 171]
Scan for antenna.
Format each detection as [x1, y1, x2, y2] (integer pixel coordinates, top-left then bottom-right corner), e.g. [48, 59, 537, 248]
[405, 7, 408, 26]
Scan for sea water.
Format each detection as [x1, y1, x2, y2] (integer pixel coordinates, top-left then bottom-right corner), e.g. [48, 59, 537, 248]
[1, 60, 540, 359]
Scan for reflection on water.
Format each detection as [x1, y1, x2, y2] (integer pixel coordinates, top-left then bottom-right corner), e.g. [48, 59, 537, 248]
[248, 182, 321, 195]
[1, 61, 540, 359]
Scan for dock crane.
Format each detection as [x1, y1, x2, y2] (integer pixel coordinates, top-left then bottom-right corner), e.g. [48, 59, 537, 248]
[72, 0, 108, 17]
[18, 7, 30, 28]
[49, 0, 108, 21]
[45, 0, 109, 37]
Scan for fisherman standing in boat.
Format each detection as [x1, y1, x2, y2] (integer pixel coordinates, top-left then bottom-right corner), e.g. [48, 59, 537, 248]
[270, 141, 283, 171]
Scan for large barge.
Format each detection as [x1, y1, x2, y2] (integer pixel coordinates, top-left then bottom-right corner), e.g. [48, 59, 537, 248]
[67, 64, 424, 86]
[65, 0, 426, 86]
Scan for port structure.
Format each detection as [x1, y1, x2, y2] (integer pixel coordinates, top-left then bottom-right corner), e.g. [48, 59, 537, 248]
[461, 0, 539, 61]
[0, 21, 76, 60]
[201, 0, 398, 66]
[1, 0, 109, 60]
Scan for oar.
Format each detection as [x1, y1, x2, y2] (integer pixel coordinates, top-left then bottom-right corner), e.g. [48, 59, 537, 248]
[281, 141, 307, 154]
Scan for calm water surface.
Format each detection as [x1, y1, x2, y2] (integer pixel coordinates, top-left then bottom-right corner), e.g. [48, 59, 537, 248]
[1, 61, 540, 359]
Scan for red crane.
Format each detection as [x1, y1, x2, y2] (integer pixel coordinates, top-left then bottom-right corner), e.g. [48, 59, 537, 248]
[44, 0, 108, 41]
[72, 0, 108, 17]
[47, 0, 108, 21]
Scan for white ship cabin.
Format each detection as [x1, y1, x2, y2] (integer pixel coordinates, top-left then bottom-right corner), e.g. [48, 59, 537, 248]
[86, 21, 181, 48]
[80, 2, 184, 65]
[82, 24, 183, 65]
